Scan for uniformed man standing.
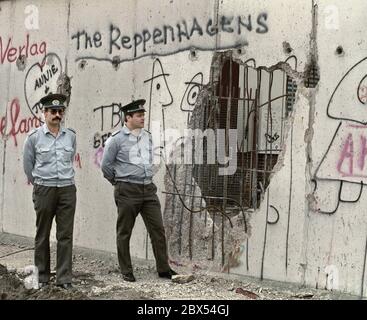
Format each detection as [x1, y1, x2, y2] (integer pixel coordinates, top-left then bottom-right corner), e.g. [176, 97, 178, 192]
[23, 93, 77, 290]
[101, 99, 177, 282]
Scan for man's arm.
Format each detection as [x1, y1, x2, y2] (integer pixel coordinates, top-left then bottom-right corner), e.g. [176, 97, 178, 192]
[69, 128, 77, 160]
[101, 137, 118, 185]
[23, 133, 36, 184]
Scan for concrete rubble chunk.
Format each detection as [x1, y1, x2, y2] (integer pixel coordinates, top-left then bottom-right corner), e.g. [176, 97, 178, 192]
[235, 287, 259, 299]
[171, 274, 195, 284]
[292, 292, 314, 299]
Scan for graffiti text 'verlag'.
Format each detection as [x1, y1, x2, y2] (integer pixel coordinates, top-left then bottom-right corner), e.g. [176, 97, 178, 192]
[71, 14, 268, 61]
[0, 34, 47, 65]
[0, 98, 42, 147]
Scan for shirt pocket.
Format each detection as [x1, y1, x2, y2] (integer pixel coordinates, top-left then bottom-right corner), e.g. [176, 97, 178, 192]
[63, 146, 74, 162]
[36, 146, 52, 163]
[120, 145, 133, 161]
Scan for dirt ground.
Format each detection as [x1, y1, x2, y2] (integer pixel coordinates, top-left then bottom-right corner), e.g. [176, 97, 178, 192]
[0, 232, 359, 300]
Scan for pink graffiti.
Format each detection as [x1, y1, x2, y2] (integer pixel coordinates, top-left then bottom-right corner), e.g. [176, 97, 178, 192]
[0, 98, 42, 147]
[0, 34, 47, 65]
[337, 132, 367, 177]
[94, 147, 104, 168]
[74, 153, 82, 169]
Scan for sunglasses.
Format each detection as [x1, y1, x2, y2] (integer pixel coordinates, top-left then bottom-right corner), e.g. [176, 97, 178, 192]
[46, 109, 65, 115]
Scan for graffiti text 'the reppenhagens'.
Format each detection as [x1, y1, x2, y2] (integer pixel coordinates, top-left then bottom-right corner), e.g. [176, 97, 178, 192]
[71, 14, 269, 60]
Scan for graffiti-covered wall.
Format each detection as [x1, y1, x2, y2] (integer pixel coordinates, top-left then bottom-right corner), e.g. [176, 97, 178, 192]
[1, 0, 367, 297]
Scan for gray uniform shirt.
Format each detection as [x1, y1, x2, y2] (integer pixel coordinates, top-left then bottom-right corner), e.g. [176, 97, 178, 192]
[23, 123, 76, 187]
[101, 126, 153, 185]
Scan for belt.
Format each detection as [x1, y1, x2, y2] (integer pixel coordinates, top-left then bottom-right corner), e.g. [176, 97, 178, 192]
[117, 177, 152, 185]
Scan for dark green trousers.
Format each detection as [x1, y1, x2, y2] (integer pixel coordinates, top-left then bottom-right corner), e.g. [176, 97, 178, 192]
[32, 184, 76, 285]
[114, 181, 170, 274]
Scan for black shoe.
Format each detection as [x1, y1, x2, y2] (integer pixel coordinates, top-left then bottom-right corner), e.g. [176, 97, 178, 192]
[158, 269, 178, 279]
[57, 283, 73, 290]
[122, 273, 136, 282]
[38, 282, 49, 289]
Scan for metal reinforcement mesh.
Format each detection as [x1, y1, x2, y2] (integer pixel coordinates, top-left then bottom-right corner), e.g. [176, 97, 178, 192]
[190, 57, 297, 211]
[165, 55, 297, 265]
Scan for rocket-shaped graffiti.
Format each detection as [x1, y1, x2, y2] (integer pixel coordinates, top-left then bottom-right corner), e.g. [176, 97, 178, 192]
[314, 57, 367, 213]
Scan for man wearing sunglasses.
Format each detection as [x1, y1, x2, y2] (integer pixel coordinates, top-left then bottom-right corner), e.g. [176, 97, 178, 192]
[23, 93, 77, 290]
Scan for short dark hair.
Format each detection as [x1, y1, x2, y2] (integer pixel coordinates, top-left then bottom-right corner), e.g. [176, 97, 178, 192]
[124, 113, 132, 122]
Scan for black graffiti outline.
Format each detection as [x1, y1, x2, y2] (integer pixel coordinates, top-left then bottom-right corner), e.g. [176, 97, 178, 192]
[357, 74, 367, 105]
[267, 205, 280, 225]
[327, 56, 367, 124]
[264, 132, 279, 143]
[313, 121, 366, 214]
[143, 58, 173, 134]
[314, 57, 367, 216]
[74, 41, 247, 67]
[314, 122, 367, 184]
[24, 52, 62, 118]
[93, 102, 123, 132]
[142, 58, 173, 259]
[180, 72, 204, 112]
[242, 56, 299, 274]
[285, 55, 298, 71]
[71, 11, 270, 61]
[260, 190, 270, 280]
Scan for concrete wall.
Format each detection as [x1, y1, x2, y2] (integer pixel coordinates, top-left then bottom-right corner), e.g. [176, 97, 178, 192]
[0, 0, 366, 297]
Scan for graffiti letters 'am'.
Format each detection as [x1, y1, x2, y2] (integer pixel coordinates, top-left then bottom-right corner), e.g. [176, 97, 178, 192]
[0, 98, 42, 147]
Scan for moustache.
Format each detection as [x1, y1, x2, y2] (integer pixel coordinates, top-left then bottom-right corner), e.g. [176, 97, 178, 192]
[53, 117, 62, 121]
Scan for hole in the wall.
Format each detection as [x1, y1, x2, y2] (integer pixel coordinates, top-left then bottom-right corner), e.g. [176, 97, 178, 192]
[283, 42, 293, 55]
[164, 54, 298, 268]
[236, 48, 244, 55]
[46, 55, 55, 65]
[189, 48, 198, 61]
[190, 56, 297, 210]
[335, 45, 344, 56]
[304, 58, 320, 88]
[112, 56, 120, 70]
[16, 55, 27, 71]
[56, 73, 72, 104]
[78, 60, 87, 70]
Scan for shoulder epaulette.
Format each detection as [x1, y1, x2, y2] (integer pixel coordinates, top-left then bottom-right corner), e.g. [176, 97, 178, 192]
[111, 130, 121, 136]
[144, 129, 151, 135]
[28, 128, 38, 137]
[67, 128, 76, 134]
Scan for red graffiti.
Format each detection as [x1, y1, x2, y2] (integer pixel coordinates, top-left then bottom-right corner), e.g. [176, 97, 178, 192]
[0, 98, 42, 146]
[74, 153, 82, 169]
[337, 132, 367, 177]
[0, 34, 47, 64]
